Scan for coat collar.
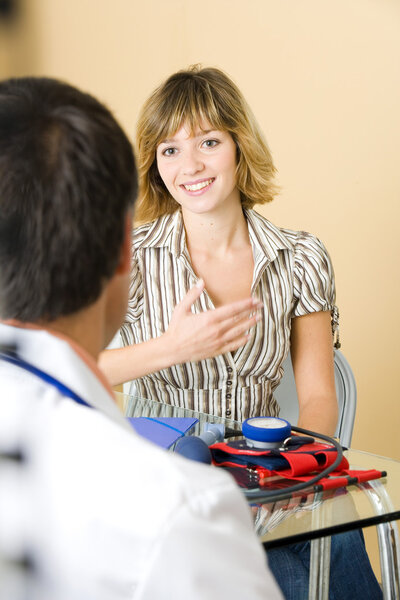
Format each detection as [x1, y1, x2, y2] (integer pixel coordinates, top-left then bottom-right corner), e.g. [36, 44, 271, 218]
[0, 321, 130, 431]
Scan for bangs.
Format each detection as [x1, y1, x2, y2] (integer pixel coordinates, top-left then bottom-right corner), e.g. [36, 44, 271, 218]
[155, 78, 230, 144]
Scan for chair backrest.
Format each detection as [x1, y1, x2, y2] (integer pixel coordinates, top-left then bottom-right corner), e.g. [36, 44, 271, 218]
[273, 349, 357, 447]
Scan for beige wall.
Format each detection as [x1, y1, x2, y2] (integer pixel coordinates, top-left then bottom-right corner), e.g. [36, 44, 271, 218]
[3, 0, 400, 459]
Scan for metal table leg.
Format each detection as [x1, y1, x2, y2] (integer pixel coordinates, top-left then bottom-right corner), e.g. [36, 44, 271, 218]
[308, 491, 332, 600]
[309, 535, 331, 600]
[376, 521, 400, 599]
[364, 480, 400, 600]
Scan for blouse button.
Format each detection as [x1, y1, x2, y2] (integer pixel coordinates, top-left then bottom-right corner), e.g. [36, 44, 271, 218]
[227, 380, 232, 386]
[226, 409, 232, 416]
[226, 393, 232, 399]
[227, 367, 233, 373]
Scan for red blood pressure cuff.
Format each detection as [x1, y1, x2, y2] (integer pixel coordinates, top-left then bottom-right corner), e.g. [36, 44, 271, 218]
[210, 438, 349, 476]
[210, 438, 385, 493]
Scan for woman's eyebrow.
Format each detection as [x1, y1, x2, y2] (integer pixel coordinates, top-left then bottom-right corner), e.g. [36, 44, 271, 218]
[196, 129, 217, 137]
[159, 129, 218, 146]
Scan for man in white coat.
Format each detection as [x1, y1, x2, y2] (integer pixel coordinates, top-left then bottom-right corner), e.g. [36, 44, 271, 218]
[0, 77, 282, 599]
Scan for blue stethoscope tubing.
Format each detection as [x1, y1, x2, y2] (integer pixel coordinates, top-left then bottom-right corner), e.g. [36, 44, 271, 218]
[0, 349, 91, 408]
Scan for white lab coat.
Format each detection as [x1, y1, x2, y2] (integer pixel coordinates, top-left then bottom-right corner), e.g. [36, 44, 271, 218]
[0, 323, 282, 600]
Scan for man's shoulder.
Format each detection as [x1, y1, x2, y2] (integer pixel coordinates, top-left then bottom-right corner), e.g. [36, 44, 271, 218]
[108, 422, 245, 510]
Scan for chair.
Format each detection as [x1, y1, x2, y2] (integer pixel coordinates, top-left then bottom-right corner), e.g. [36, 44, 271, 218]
[275, 350, 400, 597]
[273, 349, 356, 447]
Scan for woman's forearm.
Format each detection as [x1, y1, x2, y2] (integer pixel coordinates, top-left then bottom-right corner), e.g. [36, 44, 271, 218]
[291, 311, 338, 437]
[297, 394, 338, 437]
[99, 286, 262, 387]
[98, 335, 174, 387]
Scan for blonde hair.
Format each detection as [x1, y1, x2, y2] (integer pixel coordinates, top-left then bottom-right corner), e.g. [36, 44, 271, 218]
[135, 65, 277, 223]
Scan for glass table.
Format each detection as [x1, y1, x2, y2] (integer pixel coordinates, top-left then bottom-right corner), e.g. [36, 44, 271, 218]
[117, 392, 400, 599]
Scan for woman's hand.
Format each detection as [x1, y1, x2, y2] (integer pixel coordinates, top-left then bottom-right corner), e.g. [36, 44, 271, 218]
[99, 279, 262, 387]
[163, 279, 263, 365]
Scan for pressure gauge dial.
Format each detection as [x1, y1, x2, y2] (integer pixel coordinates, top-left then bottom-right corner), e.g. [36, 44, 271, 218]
[242, 416, 291, 449]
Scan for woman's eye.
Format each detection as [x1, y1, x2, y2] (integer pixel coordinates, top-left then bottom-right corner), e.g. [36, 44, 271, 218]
[162, 147, 177, 157]
[202, 139, 219, 149]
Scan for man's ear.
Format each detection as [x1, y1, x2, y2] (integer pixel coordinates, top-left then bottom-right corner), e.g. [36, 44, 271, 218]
[115, 213, 133, 275]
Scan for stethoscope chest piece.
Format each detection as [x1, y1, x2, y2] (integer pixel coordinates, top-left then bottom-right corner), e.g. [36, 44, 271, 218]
[242, 416, 291, 449]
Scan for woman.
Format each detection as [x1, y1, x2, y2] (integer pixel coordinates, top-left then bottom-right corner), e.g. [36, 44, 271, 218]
[101, 65, 338, 433]
[100, 66, 381, 599]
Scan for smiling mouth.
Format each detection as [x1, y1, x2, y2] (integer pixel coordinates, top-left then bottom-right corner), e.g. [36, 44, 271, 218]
[181, 178, 215, 192]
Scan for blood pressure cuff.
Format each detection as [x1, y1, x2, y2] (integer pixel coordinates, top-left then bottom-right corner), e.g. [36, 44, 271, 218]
[210, 438, 349, 477]
[210, 438, 385, 492]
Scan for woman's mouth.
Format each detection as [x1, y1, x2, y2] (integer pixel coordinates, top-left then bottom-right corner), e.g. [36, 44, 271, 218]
[180, 178, 215, 194]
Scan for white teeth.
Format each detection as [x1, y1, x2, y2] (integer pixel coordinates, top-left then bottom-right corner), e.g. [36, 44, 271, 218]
[183, 178, 213, 191]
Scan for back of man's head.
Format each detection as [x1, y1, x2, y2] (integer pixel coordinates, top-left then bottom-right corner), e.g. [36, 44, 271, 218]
[0, 77, 137, 322]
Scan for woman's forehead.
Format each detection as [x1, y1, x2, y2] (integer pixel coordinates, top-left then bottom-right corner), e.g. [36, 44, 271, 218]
[159, 120, 218, 143]
[159, 104, 223, 140]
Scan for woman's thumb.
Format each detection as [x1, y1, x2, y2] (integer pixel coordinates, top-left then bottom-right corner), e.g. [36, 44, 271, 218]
[177, 279, 204, 313]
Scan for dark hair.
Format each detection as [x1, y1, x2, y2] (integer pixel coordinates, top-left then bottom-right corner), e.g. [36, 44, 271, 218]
[0, 77, 137, 321]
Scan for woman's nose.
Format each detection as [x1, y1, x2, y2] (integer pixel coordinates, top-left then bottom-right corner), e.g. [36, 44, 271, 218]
[182, 149, 204, 176]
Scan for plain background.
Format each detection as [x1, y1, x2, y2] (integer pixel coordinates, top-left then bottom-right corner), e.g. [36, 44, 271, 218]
[2, 0, 399, 577]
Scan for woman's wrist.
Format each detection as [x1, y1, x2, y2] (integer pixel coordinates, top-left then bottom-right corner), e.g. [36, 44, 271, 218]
[157, 330, 183, 368]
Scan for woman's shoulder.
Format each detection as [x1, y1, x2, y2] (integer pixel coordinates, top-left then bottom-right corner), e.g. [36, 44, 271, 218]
[132, 212, 179, 249]
[280, 226, 327, 253]
[247, 209, 328, 256]
[281, 227, 333, 272]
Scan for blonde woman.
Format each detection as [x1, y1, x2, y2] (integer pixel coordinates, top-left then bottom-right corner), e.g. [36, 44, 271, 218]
[101, 66, 338, 432]
[100, 66, 382, 599]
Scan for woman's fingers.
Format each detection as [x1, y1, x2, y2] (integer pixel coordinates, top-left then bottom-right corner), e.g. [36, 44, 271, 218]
[166, 284, 264, 362]
[218, 335, 251, 356]
[210, 296, 263, 322]
[220, 307, 262, 338]
[214, 315, 258, 349]
[218, 312, 263, 353]
[179, 281, 262, 318]
[194, 310, 262, 357]
[202, 301, 262, 348]
[175, 279, 205, 314]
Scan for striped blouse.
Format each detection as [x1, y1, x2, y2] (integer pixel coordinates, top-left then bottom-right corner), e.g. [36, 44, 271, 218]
[120, 209, 338, 422]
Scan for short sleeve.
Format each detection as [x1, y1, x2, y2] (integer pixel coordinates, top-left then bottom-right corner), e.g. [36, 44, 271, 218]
[292, 232, 340, 347]
[119, 248, 144, 347]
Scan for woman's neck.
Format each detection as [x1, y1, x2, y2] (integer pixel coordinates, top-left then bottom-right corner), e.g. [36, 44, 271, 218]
[182, 203, 250, 258]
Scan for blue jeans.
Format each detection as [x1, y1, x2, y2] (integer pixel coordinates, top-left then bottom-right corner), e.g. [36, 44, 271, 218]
[266, 530, 382, 600]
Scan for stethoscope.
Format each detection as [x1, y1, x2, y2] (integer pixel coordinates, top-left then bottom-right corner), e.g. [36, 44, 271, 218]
[0, 344, 91, 409]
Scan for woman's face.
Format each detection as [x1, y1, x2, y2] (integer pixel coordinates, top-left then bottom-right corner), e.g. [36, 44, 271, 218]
[156, 123, 241, 216]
